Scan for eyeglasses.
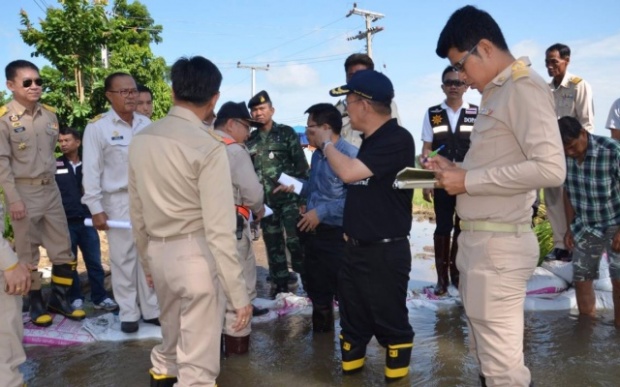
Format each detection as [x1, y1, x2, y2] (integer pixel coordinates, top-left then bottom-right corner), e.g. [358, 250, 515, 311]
[343, 98, 364, 110]
[22, 78, 43, 88]
[305, 124, 321, 131]
[107, 89, 139, 97]
[234, 119, 251, 130]
[453, 43, 479, 72]
[443, 80, 465, 87]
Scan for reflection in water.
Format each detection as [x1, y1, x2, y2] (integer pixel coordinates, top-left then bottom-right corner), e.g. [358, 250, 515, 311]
[24, 308, 620, 386]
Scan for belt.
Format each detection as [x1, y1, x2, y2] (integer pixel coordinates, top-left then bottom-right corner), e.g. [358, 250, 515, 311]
[346, 236, 408, 247]
[460, 221, 531, 233]
[14, 177, 53, 185]
[149, 229, 204, 242]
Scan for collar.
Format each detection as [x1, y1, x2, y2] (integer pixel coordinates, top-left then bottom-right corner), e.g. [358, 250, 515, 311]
[440, 100, 469, 113]
[489, 56, 531, 88]
[108, 108, 141, 126]
[9, 99, 39, 116]
[168, 105, 207, 127]
[550, 71, 573, 90]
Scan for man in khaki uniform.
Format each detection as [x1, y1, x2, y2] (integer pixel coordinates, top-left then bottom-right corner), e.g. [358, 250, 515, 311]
[214, 101, 267, 356]
[0, 205, 32, 387]
[129, 56, 252, 387]
[0, 60, 84, 327]
[432, 6, 566, 386]
[544, 43, 595, 261]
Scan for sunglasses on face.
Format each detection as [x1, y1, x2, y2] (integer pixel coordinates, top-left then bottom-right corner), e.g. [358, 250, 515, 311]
[443, 80, 465, 87]
[22, 78, 43, 88]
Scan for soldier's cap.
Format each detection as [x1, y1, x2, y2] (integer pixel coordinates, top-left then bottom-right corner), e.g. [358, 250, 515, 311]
[329, 69, 394, 103]
[216, 101, 261, 127]
[248, 90, 271, 109]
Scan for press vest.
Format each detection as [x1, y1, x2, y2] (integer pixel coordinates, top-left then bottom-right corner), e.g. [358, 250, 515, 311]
[428, 104, 477, 162]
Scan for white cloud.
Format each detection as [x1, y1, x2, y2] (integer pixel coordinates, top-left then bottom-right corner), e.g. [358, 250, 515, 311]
[266, 63, 320, 90]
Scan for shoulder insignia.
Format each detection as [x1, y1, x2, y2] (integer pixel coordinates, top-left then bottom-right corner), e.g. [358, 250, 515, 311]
[511, 60, 530, 81]
[89, 114, 104, 123]
[221, 136, 236, 146]
[207, 128, 223, 142]
[569, 76, 583, 84]
[41, 104, 56, 113]
[0, 106, 6, 118]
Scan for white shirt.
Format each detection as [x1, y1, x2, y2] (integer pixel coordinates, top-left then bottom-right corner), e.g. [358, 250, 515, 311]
[606, 97, 620, 130]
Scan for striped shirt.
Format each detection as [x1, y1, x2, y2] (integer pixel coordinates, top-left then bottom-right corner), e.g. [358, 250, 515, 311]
[565, 133, 620, 240]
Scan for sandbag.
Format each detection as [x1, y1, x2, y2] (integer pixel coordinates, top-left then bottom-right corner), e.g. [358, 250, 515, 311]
[526, 267, 569, 295]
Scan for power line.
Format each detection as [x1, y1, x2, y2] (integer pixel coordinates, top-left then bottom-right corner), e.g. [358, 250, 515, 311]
[31, 0, 46, 13]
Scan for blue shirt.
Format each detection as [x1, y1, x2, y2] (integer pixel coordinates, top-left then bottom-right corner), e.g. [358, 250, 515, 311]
[300, 138, 358, 227]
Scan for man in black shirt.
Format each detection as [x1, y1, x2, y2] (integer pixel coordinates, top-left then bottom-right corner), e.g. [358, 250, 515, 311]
[315, 69, 416, 381]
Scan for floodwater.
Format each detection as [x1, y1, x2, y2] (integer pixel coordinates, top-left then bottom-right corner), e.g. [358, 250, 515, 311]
[21, 220, 620, 386]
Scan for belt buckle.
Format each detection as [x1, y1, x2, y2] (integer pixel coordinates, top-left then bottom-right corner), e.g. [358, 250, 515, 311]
[41, 178, 51, 185]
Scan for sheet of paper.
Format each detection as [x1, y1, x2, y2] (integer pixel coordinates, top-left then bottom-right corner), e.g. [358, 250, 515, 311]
[277, 173, 303, 195]
[84, 218, 132, 229]
[264, 205, 273, 218]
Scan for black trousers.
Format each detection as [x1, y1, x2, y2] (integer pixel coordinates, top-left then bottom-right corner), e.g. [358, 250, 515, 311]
[300, 226, 345, 306]
[434, 188, 460, 236]
[338, 239, 414, 347]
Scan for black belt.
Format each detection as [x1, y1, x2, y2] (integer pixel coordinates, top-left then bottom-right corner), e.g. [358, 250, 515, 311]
[347, 236, 408, 247]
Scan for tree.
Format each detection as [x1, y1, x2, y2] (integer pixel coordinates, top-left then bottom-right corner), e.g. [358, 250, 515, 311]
[18, 0, 171, 130]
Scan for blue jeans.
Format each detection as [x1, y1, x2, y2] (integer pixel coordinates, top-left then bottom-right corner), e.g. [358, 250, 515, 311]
[67, 221, 109, 304]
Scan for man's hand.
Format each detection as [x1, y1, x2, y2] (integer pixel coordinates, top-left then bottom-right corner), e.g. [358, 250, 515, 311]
[423, 188, 433, 203]
[297, 209, 320, 232]
[232, 304, 253, 332]
[9, 200, 26, 221]
[564, 230, 575, 252]
[612, 230, 620, 253]
[145, 274, 154, 288]
[435, 167, 467, 195]
[4, 262, 33, 295]
[273, 184, 295, 194]
[92, 212, 109, 231]
[422, 153, 455, 171]
[253, 206, 266, 222]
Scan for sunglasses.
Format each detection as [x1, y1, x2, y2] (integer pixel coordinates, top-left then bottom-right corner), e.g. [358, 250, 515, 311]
[443, 80, 465, 87]
[22, 78, 43, 88]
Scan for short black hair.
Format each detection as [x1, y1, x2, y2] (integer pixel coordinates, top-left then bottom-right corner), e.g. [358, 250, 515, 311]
[59, 127, 81, 141]
[344, 53, 374, 72]
[104, 72, 132, 92]
[5, 60, 39, 81]
[558, 116, 583, 144]
[137, 84, 153, 97]
[304, 103, 343, 135]
[441, 65, 458, 82]
[170, 56, 222, 105]
[436, 5, 509, 59]
[546, 43, 571, 59]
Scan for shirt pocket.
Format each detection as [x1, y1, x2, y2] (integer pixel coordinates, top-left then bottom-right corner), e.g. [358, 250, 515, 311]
[9, 129, 32, 157]
[104, 135, 131, 164]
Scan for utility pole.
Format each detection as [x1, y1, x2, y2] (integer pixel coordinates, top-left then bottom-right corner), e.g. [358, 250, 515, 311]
[237, 62, 270, 98]
[346, 3, 384, 58]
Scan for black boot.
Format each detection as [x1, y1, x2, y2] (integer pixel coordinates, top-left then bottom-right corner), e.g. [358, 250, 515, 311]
[223, 334, 250, 356]
[434, 235, 451, 296]
[149, 369, 178, 387]
[47, 262, 86, 321]
[480, 374, 534, 387]
[449, 231, 460, 288]
[340, 334, 366, 374]
[385, 342, 412, 381]
[312, 303, 334, 333]
[29, 270, 53, 327]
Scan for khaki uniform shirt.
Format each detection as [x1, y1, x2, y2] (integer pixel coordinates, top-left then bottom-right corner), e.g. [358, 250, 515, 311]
[0, 100, 59, 203]
[336, 99, 402, 148]
[128, 106, 249, 309]
[214, 130, 264, 213]
[458, 57, 566, 224]
[549, 71, 595, 132]
[81, 109, 151, 215]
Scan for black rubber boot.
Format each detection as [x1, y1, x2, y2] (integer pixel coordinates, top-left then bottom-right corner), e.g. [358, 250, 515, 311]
[434, 235, 451, 295]
[29, 270, 53, 327]
[47, 261, 86, 321]
[385, 342, 412, 381]
[340, 334, 366, 374]
[312, 303, 334, 333]
[480, 374, 533, 386]
[449, 231, 460, 288]
[149, 369, 178, 387]
[223, 334, 250, 356]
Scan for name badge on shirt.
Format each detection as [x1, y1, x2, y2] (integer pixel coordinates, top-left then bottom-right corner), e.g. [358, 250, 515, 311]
[111, 135, 124, 141]
[56, 168, 69, 175]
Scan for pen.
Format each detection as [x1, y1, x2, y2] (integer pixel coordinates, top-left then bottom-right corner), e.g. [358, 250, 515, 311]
[424, 144, 445, 162]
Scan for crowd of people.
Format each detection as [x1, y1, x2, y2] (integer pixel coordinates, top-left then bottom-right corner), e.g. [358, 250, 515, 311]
[2, 4, 620, 387]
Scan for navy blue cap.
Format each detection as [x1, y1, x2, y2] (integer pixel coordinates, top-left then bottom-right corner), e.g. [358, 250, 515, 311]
[248, 90, 271, 109]
[329, 69, 394, 103]
[216, 101, 261, 126]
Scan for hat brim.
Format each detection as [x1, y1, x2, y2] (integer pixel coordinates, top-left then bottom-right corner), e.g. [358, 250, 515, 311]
[245, 118, 262, 127]
[329, 85, 351, 97]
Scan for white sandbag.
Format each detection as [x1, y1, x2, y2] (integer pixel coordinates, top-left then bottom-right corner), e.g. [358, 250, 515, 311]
[526, 267, 569, 295]
[82, 313, 162, 342]
[541, 260, 573, 283]
[23, 313, 95, 346]
[525, 289, 576, 311]
[599, 252, 610, 279]
[594, 278, 613, 292]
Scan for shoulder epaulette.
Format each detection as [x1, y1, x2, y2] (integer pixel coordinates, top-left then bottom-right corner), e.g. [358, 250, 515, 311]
[0, 106, 7, 118]
[511, 60, 530, 81]
[221, 136, 236, 146]
[41, 104, 56, 113]
[89, 113, 104, 123]
[207, 128, 223, 142]
[569, 76, 583, 84]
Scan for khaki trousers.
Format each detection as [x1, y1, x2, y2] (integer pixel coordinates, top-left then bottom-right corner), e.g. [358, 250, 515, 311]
[543, 186, 567, 249]
[458, 230, 538, 387]
[148, 233, 225, 387]
[0, 275, 26, 387]
[10, 183, 73, 265]
[103, 192, 159, 322]
[224, 220, 256, 337]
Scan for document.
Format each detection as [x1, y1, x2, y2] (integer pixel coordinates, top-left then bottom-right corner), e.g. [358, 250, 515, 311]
[277, 172, 303, 195]
[393, 167, 437, 189]
[84, 218, 132, 229]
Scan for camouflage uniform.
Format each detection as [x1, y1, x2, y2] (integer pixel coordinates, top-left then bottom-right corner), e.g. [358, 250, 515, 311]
[246, 122, 309, 286]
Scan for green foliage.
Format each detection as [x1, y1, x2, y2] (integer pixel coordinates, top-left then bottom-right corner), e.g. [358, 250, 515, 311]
[534, 219, 554, 266]
[18, 0, 171, 130]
